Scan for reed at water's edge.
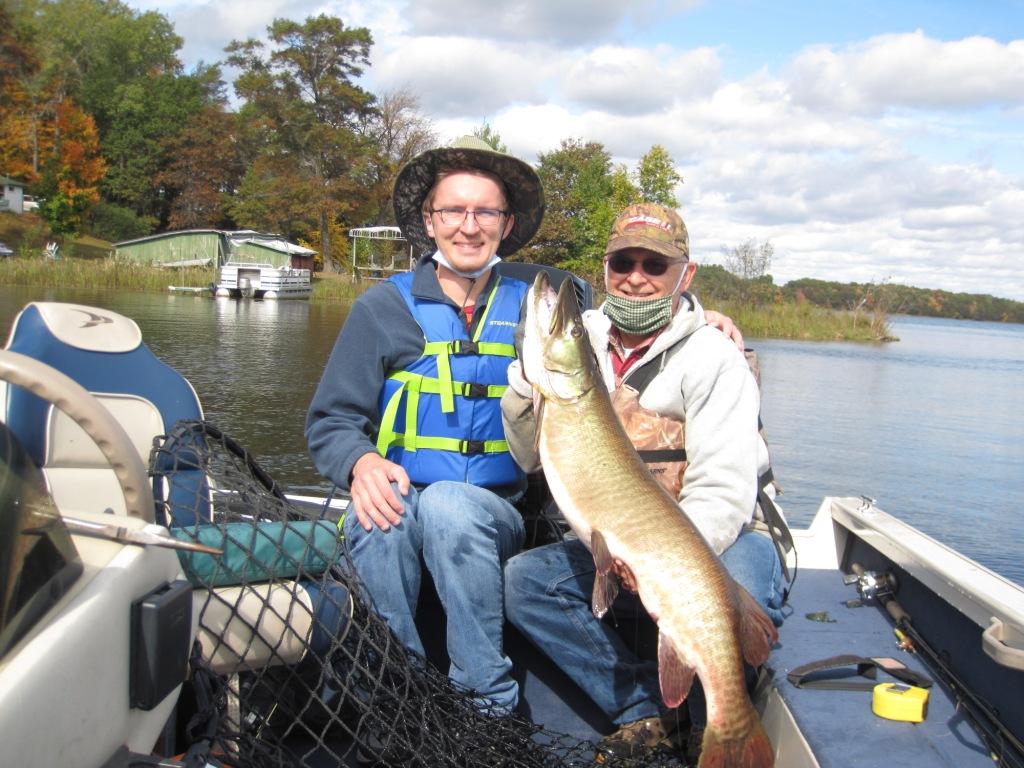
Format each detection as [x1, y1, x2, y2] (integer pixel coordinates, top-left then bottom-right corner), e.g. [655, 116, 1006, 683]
[589, 285, 897, 342]
[0, 258, 895, 342]
[707, 300, 897, 342]
[309, 272, 370, 302]
[0, 256, 217, 292]
[0, 257, 366, 303]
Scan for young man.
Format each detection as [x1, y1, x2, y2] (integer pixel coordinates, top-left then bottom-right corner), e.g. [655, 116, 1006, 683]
[500, 202, 786, 758]
[305, 136, 543, 713]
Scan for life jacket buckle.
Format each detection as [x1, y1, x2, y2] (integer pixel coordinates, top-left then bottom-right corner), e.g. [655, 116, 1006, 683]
[464, 383, 489, 399]
[451, 340, 479, 355]
[459, 439, 485, 455]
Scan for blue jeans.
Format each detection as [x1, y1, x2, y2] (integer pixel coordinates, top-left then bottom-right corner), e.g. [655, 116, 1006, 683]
[504, 530, 785, 725]
[342, 480, 525, 711]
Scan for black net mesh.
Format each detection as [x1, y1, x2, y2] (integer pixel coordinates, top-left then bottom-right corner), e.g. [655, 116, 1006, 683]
[150, 420, 686, 768]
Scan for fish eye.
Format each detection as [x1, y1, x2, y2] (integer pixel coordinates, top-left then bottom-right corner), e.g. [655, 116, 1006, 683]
[570, 324, 583, 338]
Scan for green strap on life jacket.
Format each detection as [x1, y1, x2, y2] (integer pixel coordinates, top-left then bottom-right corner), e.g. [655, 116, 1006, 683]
[422, 339, 516, 412]
[422, 278, 515, 412]
[376, 279, 516, 456]
[388, 435, 509, 455]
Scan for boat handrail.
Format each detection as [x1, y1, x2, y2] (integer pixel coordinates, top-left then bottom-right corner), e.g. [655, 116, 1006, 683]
[828, 495, 1024, 665]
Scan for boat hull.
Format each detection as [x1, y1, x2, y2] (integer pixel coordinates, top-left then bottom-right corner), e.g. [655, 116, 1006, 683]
[215, 263, 312, 300]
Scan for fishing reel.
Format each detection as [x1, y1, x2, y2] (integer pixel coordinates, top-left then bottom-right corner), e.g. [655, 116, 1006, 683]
[844, 562, 898, 605]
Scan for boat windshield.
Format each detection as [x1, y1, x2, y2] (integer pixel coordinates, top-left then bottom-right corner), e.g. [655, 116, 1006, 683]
[0, 423, 83, 659]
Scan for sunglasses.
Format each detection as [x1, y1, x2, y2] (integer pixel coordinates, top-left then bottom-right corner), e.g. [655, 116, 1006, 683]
[605, 253, 682, 277]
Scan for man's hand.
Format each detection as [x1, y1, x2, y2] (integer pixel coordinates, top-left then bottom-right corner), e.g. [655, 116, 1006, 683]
[349, 452, 410, 531]
[611, 559, 659, 620]
[613, 559, 639, 593]
[506, 358, 533, 398]
[704, 309, 745, 351]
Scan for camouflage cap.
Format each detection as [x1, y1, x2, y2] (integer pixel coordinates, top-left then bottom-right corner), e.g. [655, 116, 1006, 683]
[392, 135, 545, 257]
[605, 202, 689, 261]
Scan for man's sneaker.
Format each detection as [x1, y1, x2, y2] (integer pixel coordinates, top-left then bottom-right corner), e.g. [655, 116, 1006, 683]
[596, 713, 684, 761]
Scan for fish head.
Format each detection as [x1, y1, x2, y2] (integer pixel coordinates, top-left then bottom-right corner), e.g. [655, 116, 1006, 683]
[522, 272, 599, 403]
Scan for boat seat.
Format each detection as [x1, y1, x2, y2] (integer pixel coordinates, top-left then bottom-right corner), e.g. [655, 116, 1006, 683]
[0, 302, 336, 675]
[2, 302, 205, 520]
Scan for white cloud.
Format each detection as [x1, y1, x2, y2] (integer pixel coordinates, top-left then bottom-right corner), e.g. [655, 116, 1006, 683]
[372, 36, 554, 116]
[563, 45, 721, 114]
[163, 0, 399, 71]
[168, 0, 320, 66]
[404, 1, 626, 45]
[789, 31, 1024, 114]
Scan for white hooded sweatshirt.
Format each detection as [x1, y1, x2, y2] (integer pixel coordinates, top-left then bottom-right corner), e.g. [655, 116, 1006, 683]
[501, 292, 768, 555]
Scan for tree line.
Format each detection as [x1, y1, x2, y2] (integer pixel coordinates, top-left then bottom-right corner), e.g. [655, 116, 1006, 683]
[0, 1, 680, 273]
[3, 1, 1021, 323]
[694, 259, 1024, 325]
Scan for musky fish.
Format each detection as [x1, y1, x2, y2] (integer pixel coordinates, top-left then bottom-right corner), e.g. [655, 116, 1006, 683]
[520, 272, 777, 768]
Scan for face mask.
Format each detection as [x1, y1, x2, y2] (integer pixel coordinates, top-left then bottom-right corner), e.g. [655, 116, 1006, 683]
[431, 249, 501, 279]
[602, 263, 687, 335]
[603, 294, 676, 335]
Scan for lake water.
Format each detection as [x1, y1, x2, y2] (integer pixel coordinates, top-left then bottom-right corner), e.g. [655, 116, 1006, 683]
[2, 286, 1022, 586]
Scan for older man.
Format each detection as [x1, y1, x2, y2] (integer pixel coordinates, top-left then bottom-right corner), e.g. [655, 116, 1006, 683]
[501, 202, 785, 759]
[306, 136, 543, 712]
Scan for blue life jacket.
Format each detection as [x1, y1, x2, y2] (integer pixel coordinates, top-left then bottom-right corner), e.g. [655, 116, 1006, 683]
[376, 271, 528, 488]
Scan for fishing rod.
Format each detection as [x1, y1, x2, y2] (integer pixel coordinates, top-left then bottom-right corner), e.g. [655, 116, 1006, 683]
[849, 563, 1024, 768]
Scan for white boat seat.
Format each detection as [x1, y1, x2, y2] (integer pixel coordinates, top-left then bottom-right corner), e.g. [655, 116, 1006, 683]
[44, 393, 166, 517]
[1, 302, 321, 674]
[2, 302, 205, 519]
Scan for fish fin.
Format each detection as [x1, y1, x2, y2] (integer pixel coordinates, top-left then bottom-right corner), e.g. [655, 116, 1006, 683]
[698, 717, 774, 768]
[657, 632, 696, 709]
[532, 395, 545, 452]
[736, 583, 778, 668]
[590, 529, 619, 619]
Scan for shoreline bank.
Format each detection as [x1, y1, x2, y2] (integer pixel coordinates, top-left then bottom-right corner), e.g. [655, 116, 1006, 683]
[0, 257, 894, 342]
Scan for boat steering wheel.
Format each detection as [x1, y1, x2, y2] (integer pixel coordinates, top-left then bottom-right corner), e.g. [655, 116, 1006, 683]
[0, 350, 155, 523]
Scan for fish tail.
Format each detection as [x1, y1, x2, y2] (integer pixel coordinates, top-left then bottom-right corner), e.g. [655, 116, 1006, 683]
[697, 719, 774, 768]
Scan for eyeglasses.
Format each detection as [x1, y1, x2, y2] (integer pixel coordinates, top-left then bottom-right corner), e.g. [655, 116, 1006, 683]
[430, 207, 508, 228]
[605, 253, 684, 277]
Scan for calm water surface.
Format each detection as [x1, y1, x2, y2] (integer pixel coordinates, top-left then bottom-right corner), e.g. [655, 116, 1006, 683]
[2, 286, 1022, 585]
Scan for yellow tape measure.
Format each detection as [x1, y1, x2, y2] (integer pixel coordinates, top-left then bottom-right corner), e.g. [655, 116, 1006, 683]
[872, 682, 929, 722]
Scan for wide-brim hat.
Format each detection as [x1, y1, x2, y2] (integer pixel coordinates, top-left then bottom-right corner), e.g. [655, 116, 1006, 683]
[392, 135, 545, 257]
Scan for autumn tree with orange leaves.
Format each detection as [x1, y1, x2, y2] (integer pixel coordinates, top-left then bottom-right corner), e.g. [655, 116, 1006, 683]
[0, 5, 40, 184]
[34, 100, 107, 234]
[1, 4, 106, 234]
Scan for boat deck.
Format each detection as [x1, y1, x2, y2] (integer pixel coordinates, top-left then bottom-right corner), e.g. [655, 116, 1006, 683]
[772, 566, 995, 767]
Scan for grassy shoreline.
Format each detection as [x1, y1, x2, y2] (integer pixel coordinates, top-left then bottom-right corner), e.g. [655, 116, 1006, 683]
[708, 299, 896, 342]
[0, 257, 895, 341]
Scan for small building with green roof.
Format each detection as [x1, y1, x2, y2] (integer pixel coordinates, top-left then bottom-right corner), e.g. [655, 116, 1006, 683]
[113, 229, 316, 269]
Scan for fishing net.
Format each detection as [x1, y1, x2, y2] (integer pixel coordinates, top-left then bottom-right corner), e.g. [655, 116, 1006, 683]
[150, 420, 688, 768]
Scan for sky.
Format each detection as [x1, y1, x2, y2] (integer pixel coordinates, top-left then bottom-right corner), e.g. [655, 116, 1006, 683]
[131, 0, 1024, 300]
